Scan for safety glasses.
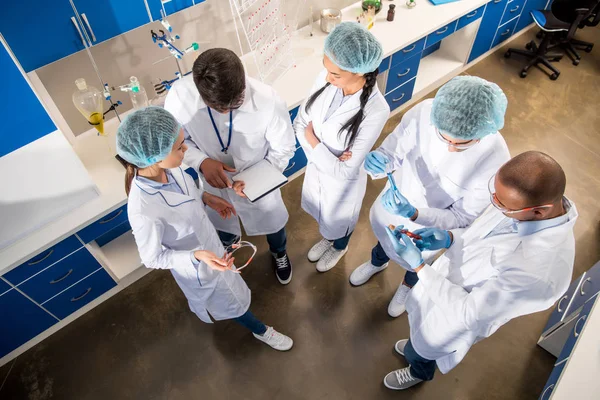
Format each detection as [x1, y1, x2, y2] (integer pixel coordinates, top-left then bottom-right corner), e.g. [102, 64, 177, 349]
[435, 128, 479, 150]
[488, 175, 554, 215]
[225, 239, 257, 271]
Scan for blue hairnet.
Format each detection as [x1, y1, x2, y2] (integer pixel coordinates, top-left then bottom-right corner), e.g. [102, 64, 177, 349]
[116, 106, 181, 168]
[431, 76, 507, 140]
[324, 22, 383, 74]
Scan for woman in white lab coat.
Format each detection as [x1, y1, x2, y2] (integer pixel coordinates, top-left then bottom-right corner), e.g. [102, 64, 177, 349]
[348, 76, 511, 318]
[295, 22, 390, 273]
[117, 106, 293, 351]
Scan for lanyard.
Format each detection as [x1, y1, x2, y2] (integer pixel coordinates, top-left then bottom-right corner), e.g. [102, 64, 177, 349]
[207, 107, 233, 154]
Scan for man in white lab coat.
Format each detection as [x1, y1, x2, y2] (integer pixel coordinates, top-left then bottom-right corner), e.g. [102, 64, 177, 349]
[165, 48, 296, 285]
[381, 151, 578, 390]
[349, 76, 511, 317]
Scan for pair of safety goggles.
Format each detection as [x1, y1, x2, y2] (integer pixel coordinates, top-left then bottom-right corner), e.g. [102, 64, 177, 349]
[435, 128, 479, 150]
[225, 239, 257, 271]
[488, 174, 554, 215]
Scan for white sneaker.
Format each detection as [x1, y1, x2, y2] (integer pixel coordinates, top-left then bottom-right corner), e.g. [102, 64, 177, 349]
[349, 261, 389, 286]
[316, 247, 348, 272]
[253, 326, 293, 351]
[388, 284, 411, 317]
[308, 238, 332, 262]
[383, 367, 423, 390]
[395, 339, 408, 356]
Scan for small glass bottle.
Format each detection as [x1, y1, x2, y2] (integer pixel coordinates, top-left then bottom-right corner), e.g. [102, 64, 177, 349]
[387, 4, 396, 21]
[407, 0, 417, 9]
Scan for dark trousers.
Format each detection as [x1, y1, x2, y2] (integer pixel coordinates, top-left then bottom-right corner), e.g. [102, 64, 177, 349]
[404, 339, 436, 381]
[371, 241, 419, 287]
[332, 231, 353, 250]
[233, 310, 267, 335]
[218, 227, 287, 254]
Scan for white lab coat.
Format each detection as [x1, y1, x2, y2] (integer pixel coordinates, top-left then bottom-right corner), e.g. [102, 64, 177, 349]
[164, 75, 296, 236]
[369, 99, 510, 268]
[295, 70, 390, 239]
[407, 201, 578, 373]
[127, 167, 251, 323]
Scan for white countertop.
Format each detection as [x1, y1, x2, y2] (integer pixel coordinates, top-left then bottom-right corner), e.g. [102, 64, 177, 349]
[0, 0, 488, 276]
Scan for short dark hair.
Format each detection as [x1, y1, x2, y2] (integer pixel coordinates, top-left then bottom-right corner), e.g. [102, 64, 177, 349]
[192, 48, 246, 110]
[498, 151, 566, 206]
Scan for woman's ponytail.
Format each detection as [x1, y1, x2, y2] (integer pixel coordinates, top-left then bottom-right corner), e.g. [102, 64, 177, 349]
[124, 161, 138, 196]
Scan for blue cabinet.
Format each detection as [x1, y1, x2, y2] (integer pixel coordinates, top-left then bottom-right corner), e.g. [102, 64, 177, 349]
[77, 204, 129, 243]
[556, 295, 596, 365]
[148, 0, 202, 20]
[538, 359, 567, 400]
[74, 0, 151, 45]
[284, 141, 307, 178]
[500, 0, 527, 25]
[385, 78, 417, 112]
[492, 17, 520, 47]
[457, 5, 485, 30]
[391, 37, 426, 67]
[468, 0, 510, 63]
[564, 261, 600, 316]
[386, 54, 421, 95]
[0, 289, 57, 358]
[541, 275, 584, 335]
[425, 21, 458, 48]
[515, 0, 550, 33]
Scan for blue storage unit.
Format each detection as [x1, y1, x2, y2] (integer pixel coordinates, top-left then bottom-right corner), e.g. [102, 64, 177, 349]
[148, 0, 202, 20]
[564, 261, 600, 315]
[539, 359, 567, 400]
[500, 0, 527, 25]
[3, 235, 83, 286]
[0, 288, 57, 358]
[541, 275, 584, 335]
[385, 78, 417, 112]
[379, 56, 391, 73]
[95, 221, 133, 247]
[456, 5, 485, 30]
[425, 21, 458, 48]
[76, 204, 129, 243]
[0, 43, 57, 157]
[492, 16, 520, 47]
[289, 106, 300, 123]
[468, 0, 510, 63]
[391, 37, 427, 66]
[18, 248, 103, 304]
[555, 295, 596, 365]
[386, 54, 421, 95]
[43, 268, 116, 319]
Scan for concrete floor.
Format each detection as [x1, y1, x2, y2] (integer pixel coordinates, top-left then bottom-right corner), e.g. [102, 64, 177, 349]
[2, 26, 600, 400]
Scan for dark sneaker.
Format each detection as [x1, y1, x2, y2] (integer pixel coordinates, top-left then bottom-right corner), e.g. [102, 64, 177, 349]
[272, 251, 292, 285]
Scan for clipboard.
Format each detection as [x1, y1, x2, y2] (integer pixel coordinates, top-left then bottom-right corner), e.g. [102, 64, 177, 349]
[232, 159, 288, 203]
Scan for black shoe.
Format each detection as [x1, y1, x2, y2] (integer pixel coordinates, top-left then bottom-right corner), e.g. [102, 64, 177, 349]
[273, 251, 292, 285]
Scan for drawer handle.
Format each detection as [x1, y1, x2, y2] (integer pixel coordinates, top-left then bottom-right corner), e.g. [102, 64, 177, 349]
[580, 277, 591, 295]
[397, 68, 411, 77]
[436, 26, 449, 35]
[466, 11, 478, 18]
[557, 295, 568, 312]
[510, 5, 520, 13]
[392, 93, 406, 102]
[50, 269, 73, 284]
[493, 0, 503, 3]
[81, 13, 97, 42]
[501, 29, 511, 36]
[99, 209, 124, 224]
[402, 44, 417, 53]
[540, 384, 554, 400]
[574, 315, 587, 337]
[28, 249, 55, 266]
[71, 287, 92, 302]
[71, 16, 87, 46]
[284, 162, 296, 172]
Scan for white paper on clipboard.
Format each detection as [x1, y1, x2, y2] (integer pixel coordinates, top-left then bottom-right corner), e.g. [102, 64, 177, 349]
[232, 159, 288, 202]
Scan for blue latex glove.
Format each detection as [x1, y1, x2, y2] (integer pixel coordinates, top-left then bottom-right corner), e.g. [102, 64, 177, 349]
[382, 188, 417, 218]
[385, 225, 424, 270]
[413, 228, 452, 251]
[364, 151, 389, 175]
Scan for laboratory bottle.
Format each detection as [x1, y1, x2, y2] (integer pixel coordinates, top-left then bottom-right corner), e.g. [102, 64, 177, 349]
[387, 4, 396, 21]
[129, 76, 149, 109]
[72, 78, 105, 135]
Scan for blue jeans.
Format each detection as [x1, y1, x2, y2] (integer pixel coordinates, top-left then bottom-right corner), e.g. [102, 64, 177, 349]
[404, 339, 436, 381]
[333, 231, 353, 250]
[233, 310, 267, 335]
[371, 241, 419, 287]
[218, 227, 287, 254]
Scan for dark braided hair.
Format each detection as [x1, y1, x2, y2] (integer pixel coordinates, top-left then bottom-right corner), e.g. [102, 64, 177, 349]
[305, 69, 379, 148]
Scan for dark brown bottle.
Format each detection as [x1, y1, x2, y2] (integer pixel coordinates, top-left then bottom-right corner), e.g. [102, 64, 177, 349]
[387, 4, 396, 21]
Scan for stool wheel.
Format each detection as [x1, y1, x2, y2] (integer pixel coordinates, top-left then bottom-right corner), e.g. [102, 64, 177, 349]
[525, 42, 533, 50]
[573, 59, 580, 66]
[550, 73, 559, 80]
[504, 50, 511, 58]
[585, 45, 593, 53]
[520, 70, 527, 78]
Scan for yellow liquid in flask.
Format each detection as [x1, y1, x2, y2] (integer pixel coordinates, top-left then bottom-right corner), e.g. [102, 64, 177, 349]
[89, 112, 105, 135]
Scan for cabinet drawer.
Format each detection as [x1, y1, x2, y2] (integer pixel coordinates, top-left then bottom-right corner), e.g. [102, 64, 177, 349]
[539, 360, 567, 400]
[492, 17, 519, 48]
[566, 261, 600, 315]
[284, 143, 307, 178]
[556, 295, 596, 365]
[386, 55, 421, 94]
[500, 0, 526, 25]
[44, 268, 116, 320]
[95, 221, 132, 247]
[0, 279, 11, 295]
[457, 5, 485, 30]
[289, 106, 300, 123]
[0, 289, 57, 358]
[77, 204, 129, 243]
[542, 275, 584, 335]
[425, 21, 458, 48]
[3, 235, 83, 285]
[19, 248, 102, 304]
[391, 37, 426, 67]
[379, 56, 391, 73]
[385, 78, 416, 112]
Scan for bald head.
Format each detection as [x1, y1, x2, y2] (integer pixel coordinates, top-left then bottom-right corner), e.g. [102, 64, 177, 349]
[498, 151, 566, 207]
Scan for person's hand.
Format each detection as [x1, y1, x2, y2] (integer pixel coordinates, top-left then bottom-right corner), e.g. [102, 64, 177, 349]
[200, 158, 236, 189]
[385, 225, 424, 270]
[413, 228, 453, 251]
[202, 192, 237, 219]
[305, 121, 321, 148]
[338, 151, 352, 162]
[382, 188, 417, 218]
[232, 180, 247, 198]
[194, 250, 237, 272]
[364, 151, 389, 175]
